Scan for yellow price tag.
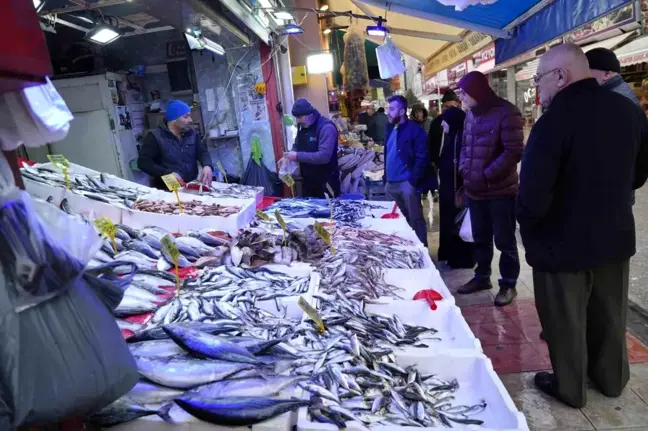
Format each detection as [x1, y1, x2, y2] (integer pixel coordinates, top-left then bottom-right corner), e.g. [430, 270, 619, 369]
[298, 296, 326, 334]
[93, 217, 118, 252]
[47, 154, 71, 189]
[281, 174, 295, 197]
[215, 161, 228, 184]
[324, 192, 334, 226]
[256, 209, 271, 222]
[274, 209, 287, 245]
[161, 173, 184, 214]
[161, 235, 181, 295]
[314, 220, 335, 255]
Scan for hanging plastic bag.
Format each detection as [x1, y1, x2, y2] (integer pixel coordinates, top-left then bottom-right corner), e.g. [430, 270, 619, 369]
[278, 156, 300, 178]
[0, 153, 102, 312]
[376, 38, 406, 79]
[458, 208, 474, 243]
[0, 265, 139, 429]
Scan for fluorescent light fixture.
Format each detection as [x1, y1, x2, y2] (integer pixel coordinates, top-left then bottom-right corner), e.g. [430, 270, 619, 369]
[273, 11, 294, 20]
[184, 33, 224, 55]
[306, 52, 333, 74]
[85, 25, 122, 45]
[277, 24, 304, 35]
[366, 17, 388, 37]
[33, 0, 45, 12]
[323, 28, 332, 35]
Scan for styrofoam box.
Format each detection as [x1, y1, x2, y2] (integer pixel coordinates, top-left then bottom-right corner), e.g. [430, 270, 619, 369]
[364, 299, 481, 353]
[121, 190, 256, 235]
[252, 265, 319, 320]
[382, 267, 452, 304]
[295, 351, 528, 431]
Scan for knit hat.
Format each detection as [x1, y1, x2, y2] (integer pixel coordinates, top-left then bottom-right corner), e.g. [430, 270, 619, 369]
[292, 98, 317, 117]
[165, 100, 191, 122]
[457, 71, 494, 105]
[585, 48, 621, 74]
[441, 89, 459, 104]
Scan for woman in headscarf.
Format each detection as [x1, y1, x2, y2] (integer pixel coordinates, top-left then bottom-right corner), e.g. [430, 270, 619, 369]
[428, 90, 475, 269]
[410, 104, 432, 135]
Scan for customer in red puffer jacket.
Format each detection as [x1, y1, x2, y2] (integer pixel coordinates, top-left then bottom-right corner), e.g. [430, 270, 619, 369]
[456, 71, 524, 306]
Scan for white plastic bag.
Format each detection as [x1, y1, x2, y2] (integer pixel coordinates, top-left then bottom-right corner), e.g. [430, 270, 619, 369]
[459, 208, 474, 243]
[278, 156, 300, 177]
[376, 38, 406, 79]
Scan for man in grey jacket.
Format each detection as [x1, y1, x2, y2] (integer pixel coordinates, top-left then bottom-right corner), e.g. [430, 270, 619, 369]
[586, 47, 640, 207]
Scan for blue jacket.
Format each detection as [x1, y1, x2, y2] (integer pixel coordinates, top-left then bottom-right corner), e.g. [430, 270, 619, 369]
[138, 123, 213, 189]
[384, 119, 437, 192]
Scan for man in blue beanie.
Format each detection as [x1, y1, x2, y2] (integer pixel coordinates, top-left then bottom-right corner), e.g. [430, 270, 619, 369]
[138, 100, 213, 189]
[284, 98, 340, 197]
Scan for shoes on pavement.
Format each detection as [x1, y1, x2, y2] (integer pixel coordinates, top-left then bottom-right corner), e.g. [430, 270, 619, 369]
[494, 286, 517, 306]
[534, 372, 585, 408]
[457, 277, 493, 294]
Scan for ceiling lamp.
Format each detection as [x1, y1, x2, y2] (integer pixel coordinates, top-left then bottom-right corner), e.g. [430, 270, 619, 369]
[85, 24, 122, 45]
[306, 52, 333, 74]
[366, 17, 388, 37]
[33, 0, 46, 12]
[185, 33, 225, 55]
[273, 11, 294, 20]
[277, 23, 304, 35]
[319, 4, 329, 11]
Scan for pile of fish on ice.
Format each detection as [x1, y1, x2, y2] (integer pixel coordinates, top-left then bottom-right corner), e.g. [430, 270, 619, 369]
[264, 198, 383, 227]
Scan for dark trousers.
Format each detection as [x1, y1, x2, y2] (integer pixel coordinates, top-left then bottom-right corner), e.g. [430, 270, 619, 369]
[438, 168, 475, 268]
[533, 260, 630, 408]
[468, 197, 520, 286]
[386, 181, 428, 247]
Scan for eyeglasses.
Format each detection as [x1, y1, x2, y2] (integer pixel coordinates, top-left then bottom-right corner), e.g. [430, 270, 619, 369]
[533, 68, 559, 85]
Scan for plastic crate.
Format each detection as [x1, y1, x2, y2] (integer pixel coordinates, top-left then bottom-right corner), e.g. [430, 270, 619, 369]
[257, 195, 281, 210]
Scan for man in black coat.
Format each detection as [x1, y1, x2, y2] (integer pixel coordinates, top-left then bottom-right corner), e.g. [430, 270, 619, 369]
[518, 43, 648, 408]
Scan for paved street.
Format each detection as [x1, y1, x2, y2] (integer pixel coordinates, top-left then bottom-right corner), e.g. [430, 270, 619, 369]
[630, 186, 648, 315]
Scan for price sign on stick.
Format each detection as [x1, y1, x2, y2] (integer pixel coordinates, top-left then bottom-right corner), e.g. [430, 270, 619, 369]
[161, 173, 184, 213]
[314, 220, 335, 255]
[274, 209, 287, 245]
[93, 217, 118, 252]
[47, 154, 71, 190]
[256, 209, 271, 222]
[298, 296, 326, 333]
[215, 161, 227, 184]
[280, 174, 295, 197]
[161, 235, 181, 295]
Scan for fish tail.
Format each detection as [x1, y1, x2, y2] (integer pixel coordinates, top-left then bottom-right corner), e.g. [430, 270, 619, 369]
[157, 402, 174, 423]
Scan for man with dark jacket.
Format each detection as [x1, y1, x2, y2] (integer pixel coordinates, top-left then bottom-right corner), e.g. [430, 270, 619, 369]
[138, 100, 213, 190]
[518, 43, 648, 408]
[384, 95, 437, 246]
[586, 47, 640, 207]
[367, 107, 388, 145]
[456, 71, 524, 306]
[284, 98, 340, 198]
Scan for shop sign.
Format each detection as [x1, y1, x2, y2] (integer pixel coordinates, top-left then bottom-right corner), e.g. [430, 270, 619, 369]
[494, 37, 562, 69]
[472, 44, 495, 68]
[423, 76, 437, 95]
[564, 3, 635, 44]
[642, 0, 648, 32]
[523, 87, 537, 104]
[424, 31, 492, 77]
[167, 41, 188, 59]
[447, 62, 467, 86]
[619, 51, 648, 66]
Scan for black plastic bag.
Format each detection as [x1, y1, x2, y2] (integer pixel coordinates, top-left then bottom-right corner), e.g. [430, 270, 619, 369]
[242, 157, 281, 197]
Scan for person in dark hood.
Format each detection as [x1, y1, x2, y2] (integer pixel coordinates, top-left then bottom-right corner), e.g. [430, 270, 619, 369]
[456, 71, 524, 306]
[410, 104, 432, 135]
[138, 100, 213, 190]
[428, 90, 475, 269]
[284, 98, 341, 198]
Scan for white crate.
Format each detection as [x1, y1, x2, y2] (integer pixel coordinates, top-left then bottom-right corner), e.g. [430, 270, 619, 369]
[382, 266, 452, 303]
[295, 351, 528, 431]
[364, 299, 481, 353]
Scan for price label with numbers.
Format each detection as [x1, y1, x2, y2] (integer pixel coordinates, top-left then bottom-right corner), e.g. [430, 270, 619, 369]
[161, 173, 184, 213]
[256, 209, 270, 222]
[215, 161, 227, 184]
[298, 296, 326, 333]
[47, 154, 71, 189]
[161, 235, 182, 295]
[93, 217, 118, 252]
[281, 174, 295, 197]
[314, 220, 335, 255]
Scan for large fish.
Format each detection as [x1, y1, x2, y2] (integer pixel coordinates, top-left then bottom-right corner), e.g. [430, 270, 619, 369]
[174, 396, 310, 426]
[122, 381, 185, 406]
[161, 246, 192, 268]
[129, 339, 185, 358]
[186, 375, 308, 398]
[89, 399, 172, 427]
[126, 321, 241, 343]
[114, 250, 158, 270]
[163, 325, 262, 365]
[124, 239, 160, 259]
[135, 356, 255, 389]
[131, 273, 173, 295]
[114, 295, 158, 317]
[124, 285, 160, 303]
